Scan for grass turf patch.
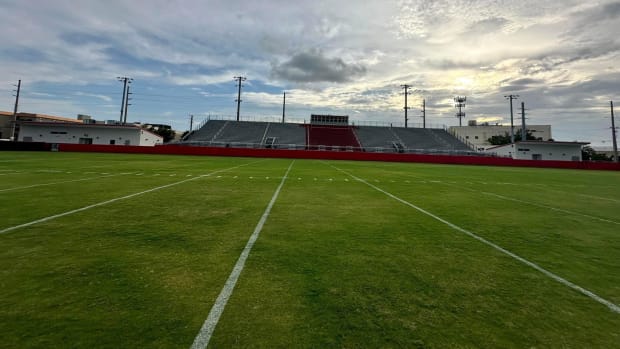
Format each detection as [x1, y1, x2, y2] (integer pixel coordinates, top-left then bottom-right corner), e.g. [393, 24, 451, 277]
[1, 152, 619, 348]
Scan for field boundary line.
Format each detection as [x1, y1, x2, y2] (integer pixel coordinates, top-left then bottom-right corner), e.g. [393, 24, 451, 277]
[0, 162, 258, 235]
[190, 160, 295, 349]
[479, 191, 620, 225]
[0, 173, 131, 193]
[333, 165, 620, 314]
[432, 180, 620, 226]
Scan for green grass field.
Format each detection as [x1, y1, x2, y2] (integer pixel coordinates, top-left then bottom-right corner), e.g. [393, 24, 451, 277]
[1, 151, 619, 348]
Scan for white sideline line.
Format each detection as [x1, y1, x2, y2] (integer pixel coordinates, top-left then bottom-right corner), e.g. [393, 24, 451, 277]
[0, 173, 129, 193]
[333, 166, 620, 314]
[479, 191, 620, 225]
[0, 162, 256, 235]
[576, 193, 620, 203]
[435, 180, 620, 226]
[190, 160, 295, 349]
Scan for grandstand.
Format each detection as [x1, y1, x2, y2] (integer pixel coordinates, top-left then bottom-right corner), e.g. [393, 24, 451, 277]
[183, 119, 472, 153]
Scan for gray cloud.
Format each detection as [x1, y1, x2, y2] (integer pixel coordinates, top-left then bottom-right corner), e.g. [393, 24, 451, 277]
[465, 17, 510, 36]
[271, 49, 366, 83]
[579, 1, 620, 23]
[423, 59, 487, 70]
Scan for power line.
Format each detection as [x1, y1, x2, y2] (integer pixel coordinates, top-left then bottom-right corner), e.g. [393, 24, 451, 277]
[521, 101, 527, 142]
[11, 79, 21, 141]
[454, 96, 466, 127]
[400, 84, 412, 128]
[124, 83, 132, 125]
[504, 94, 519, 143]
[282, 91, 286, 123]
[421, 99, 426, 129]
[611, 101, 618, 163]
[234, 76, 246, 121]
[117, 77, 132, 123]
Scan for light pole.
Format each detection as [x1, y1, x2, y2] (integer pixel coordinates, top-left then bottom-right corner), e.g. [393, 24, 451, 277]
[504, 94, 519, 143]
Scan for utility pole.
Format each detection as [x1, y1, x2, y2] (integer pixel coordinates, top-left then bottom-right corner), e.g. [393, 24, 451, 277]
[282, 91, 286, 123]
[11, 79, 21, 141]
[123, 83, 132, 125]
[189, 114, 194, 132]
[504, 94, 519, 143]
[611, 101, 618, 163]
[521, 101, 527, 142]
[401, 84, 412, 128]
[234, 76, 246, 121]
[454, 96, 466, 126]
[117, 77, 132, 123]
[421, 99, 426, 129]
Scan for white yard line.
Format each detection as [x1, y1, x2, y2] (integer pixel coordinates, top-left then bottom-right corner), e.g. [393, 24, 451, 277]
[434, 180, 620, 226]
[332, 165, 620, 314]
[478, 191, 620, 225]
[0, 173, 130, 193]
[0, 162, 257, 235]
[576, 193, 620, 203]
[190, 160, 295, 349]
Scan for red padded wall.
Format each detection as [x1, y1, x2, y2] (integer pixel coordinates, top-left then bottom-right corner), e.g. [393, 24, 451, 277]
[55, 143, 620, 171]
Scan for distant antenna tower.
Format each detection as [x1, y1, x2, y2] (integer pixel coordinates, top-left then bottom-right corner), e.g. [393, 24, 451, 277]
[454, 96, 467, 126]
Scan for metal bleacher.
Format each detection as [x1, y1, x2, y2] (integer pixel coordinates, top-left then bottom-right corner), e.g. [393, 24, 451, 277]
[215, 121, 267, 144]
[263, 123, 306, 148]
[355, 126, 402, 151]
[183, 119, 473, 153]
[428, 129, 471, 151]
[184, 120, 227, 142]
[391, 127, 470, 151]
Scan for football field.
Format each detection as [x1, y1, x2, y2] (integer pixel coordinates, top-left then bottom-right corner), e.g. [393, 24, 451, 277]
[1, 151, 619, 348]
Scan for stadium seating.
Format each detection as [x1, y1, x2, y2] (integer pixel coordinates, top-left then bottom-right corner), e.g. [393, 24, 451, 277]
[215, 121, 268, 144]
[307, 125, 361, 149]
[185, 120, 228, 142]
[184, 120, 471, 152]
[263, 123, 306, 148]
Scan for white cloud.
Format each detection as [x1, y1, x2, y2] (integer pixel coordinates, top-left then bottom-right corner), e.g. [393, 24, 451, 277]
[0, 0, 617, 143]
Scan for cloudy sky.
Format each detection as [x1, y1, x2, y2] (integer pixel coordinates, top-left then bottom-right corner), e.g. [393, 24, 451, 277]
[1, 0, 618, 145]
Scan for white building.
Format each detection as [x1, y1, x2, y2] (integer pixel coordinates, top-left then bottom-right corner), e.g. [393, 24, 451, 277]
[485, 141, 588, 161]
[449, 124, 552, 151]
[18, 122, 163, 146]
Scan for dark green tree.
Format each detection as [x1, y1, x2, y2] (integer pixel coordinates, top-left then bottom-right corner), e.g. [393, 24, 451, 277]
[581, 146, 612, 161]
[145, 126, 176, 143]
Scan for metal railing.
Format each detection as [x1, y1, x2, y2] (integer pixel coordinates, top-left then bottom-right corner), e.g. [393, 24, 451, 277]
[196, 115, 446, 129]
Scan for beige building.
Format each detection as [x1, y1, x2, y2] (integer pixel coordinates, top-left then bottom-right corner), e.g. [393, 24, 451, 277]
[19, 122, 162, 146]
[485, 141, 588, 161]
[449, 124, 552, 151]
[0, 111, 81, 140]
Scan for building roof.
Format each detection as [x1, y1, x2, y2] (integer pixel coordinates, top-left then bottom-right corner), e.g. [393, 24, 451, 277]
[486, 140, 589, 150]
[1, 111, 82, 123]
[19, 122, 163, 139]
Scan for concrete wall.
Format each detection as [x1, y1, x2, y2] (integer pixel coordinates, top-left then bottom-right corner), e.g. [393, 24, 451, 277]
[18, 124, 162, 146]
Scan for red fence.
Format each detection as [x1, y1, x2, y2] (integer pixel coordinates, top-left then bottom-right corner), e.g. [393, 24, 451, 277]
[53, 143, 620, 171]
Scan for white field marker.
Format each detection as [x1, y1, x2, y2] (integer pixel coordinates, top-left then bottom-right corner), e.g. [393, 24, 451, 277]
[441, 181, 620, 226]
[190, 160, 295, 349]
[333, 166, 620, 314]
[479, 191, 620, 225]
[0, 162, 257, 235]
[0, 173, 128, 193]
